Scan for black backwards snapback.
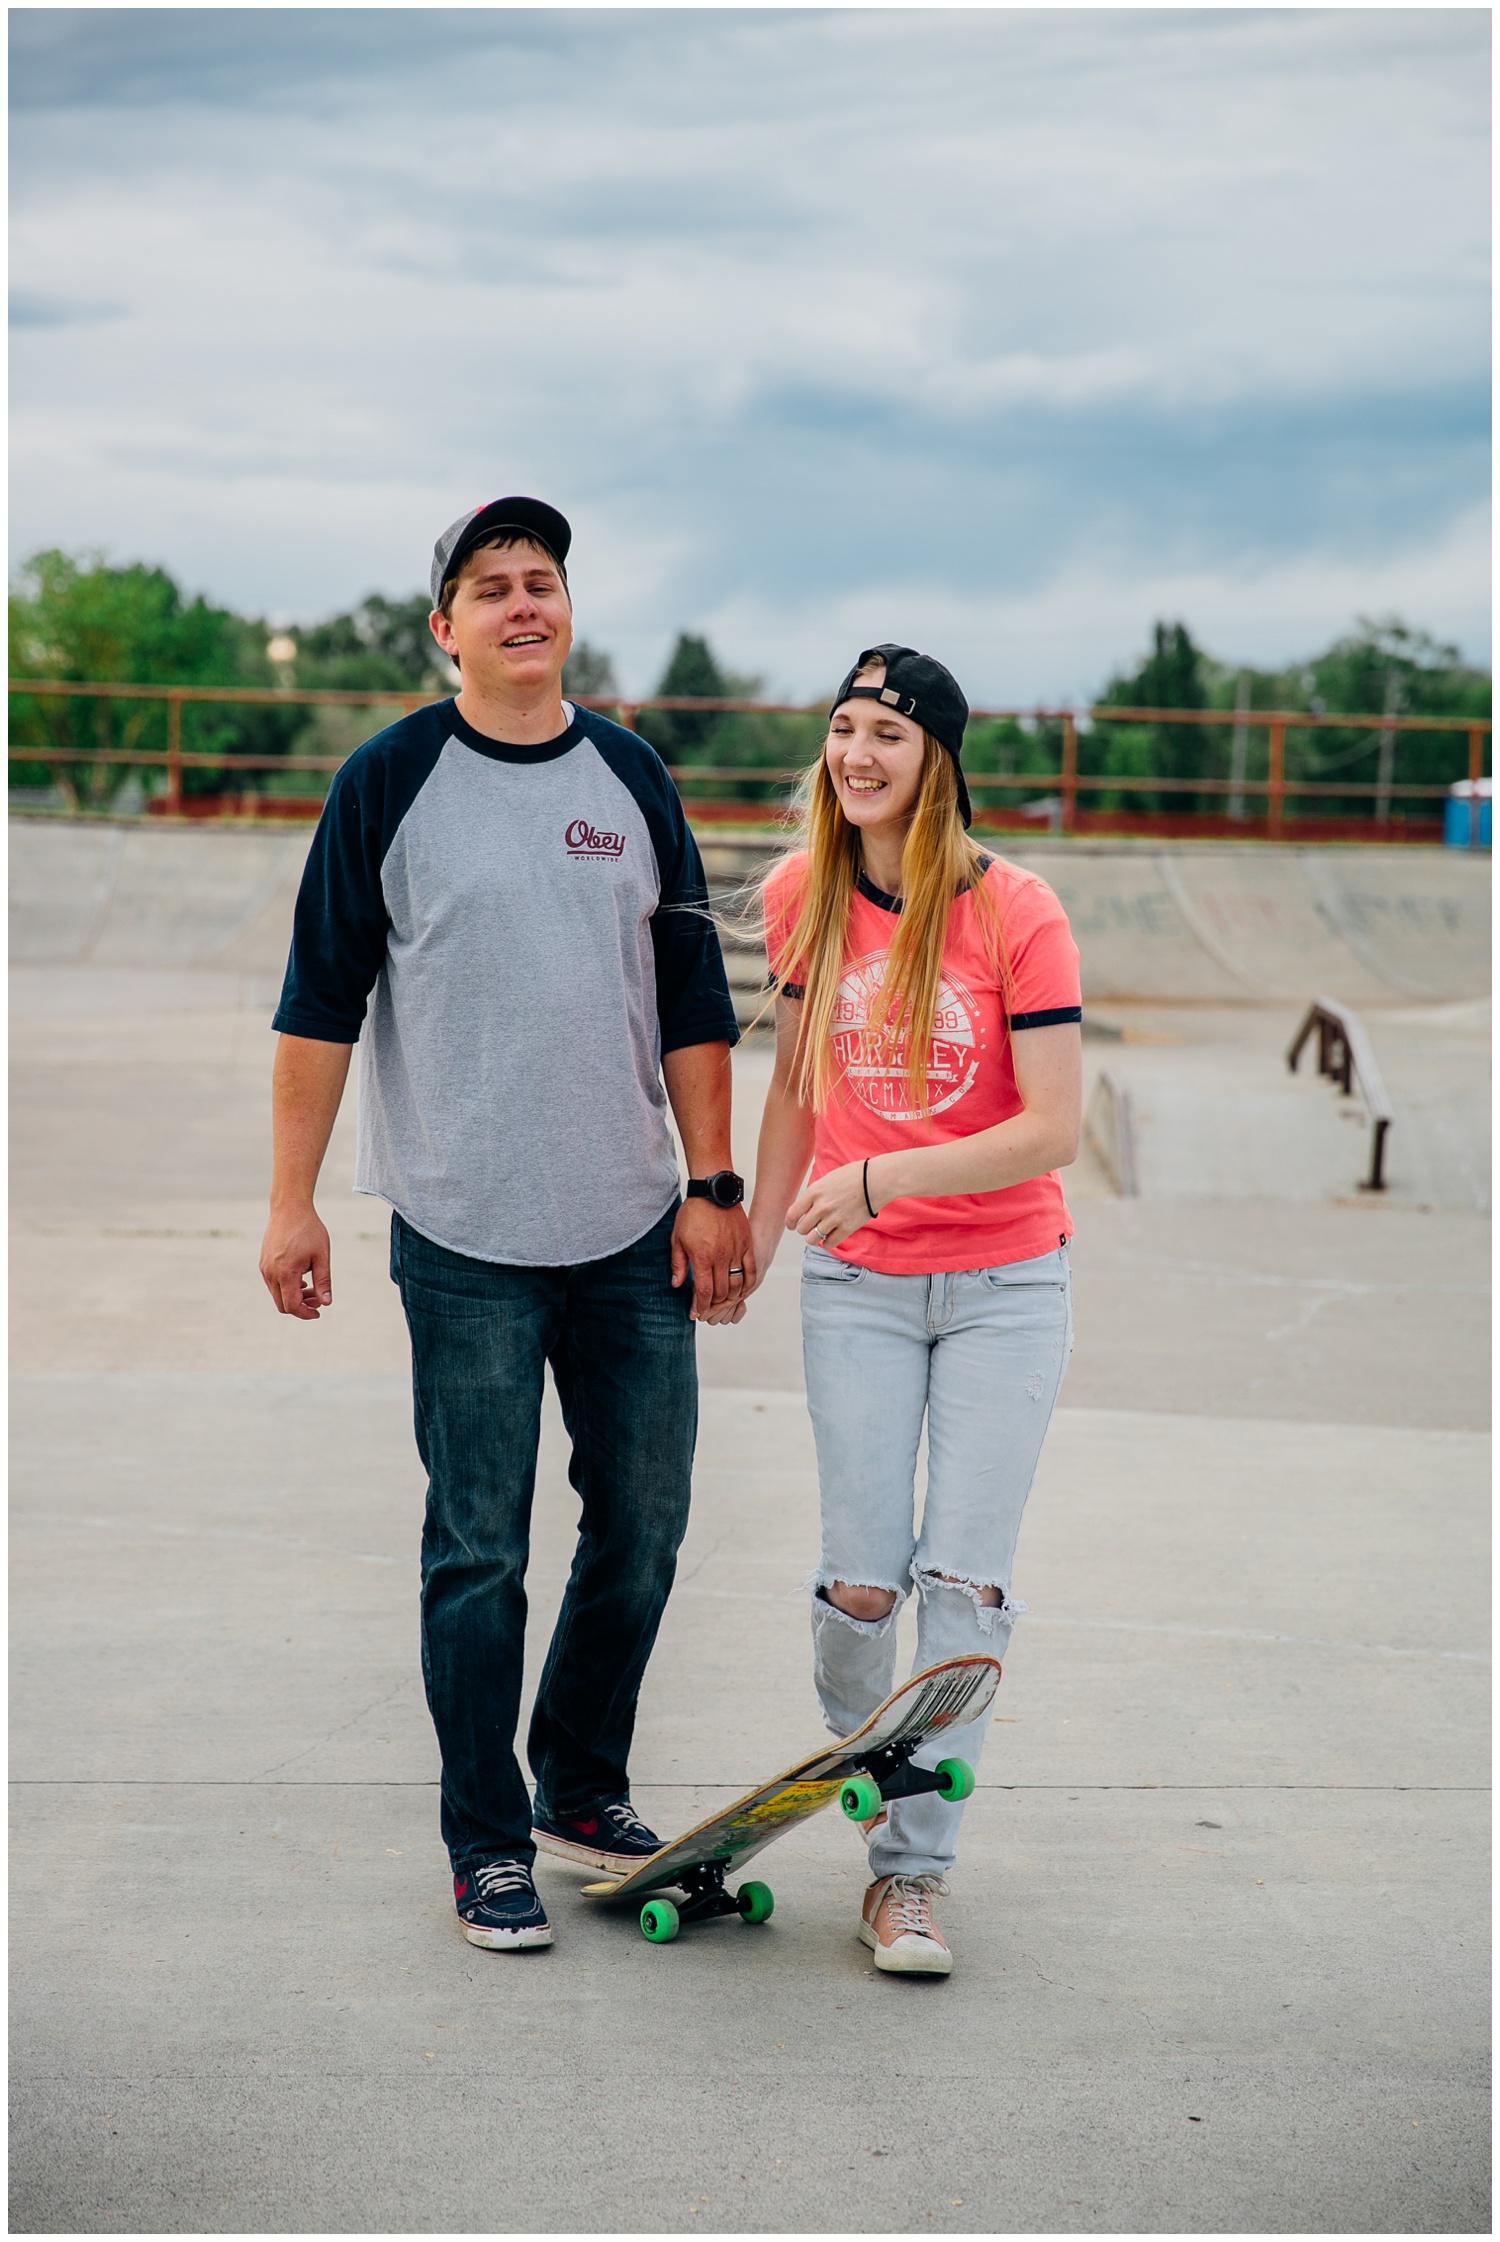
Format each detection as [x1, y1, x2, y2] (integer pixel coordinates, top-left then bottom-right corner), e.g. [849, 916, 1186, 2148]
[830, 643, 973, 826]
[431, 497, 573, 609]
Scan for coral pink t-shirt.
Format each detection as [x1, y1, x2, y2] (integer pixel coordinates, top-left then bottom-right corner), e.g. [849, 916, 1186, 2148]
[765, 853, 1081, 1276]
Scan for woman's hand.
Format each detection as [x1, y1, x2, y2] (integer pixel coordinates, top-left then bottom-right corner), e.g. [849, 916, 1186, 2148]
[787, 1159, 876, 1251]
[787, 1028, 1083, 1248]
[746, 1209, 782, 1290]
[699, 1203, 789, 1324]
[735, 993, 821, 1290]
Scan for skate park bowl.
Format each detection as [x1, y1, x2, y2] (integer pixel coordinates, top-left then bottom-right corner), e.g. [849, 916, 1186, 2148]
[13, 816, 1489, 1215]
[9, 812, 1492, 2233]
[1018, 840, 1490, 1006]
[9, 818, 314, 982]
[12, 818, 1490, 997]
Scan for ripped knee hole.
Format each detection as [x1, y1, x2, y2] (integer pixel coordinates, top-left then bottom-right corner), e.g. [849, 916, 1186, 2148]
[822, 1581, 899, 1623]
[930, 1571, 1003, 1608]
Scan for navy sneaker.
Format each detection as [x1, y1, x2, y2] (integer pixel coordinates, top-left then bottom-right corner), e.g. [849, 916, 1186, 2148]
[531, 1797, 663, 1874]
[453, 1858, 553, 1950]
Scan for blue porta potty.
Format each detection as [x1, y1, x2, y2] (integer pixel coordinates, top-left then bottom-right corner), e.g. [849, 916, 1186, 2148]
[1445, 779, 1491, 849]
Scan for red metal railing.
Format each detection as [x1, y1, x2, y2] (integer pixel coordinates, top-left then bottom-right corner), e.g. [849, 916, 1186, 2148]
[8, 678, 1490, 840]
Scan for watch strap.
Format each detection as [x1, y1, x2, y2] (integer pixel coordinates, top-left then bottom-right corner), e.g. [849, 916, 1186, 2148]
[685, 1170, 745, 1208]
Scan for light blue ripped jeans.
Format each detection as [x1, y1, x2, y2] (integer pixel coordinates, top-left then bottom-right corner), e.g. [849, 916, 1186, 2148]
[801, 1239, 1073, 1880]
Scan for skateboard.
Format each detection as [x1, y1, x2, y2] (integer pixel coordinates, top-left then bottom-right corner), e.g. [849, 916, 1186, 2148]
[580, 1654, 1001, 1943]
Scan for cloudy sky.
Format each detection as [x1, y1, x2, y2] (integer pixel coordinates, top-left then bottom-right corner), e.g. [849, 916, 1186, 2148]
[9, 7, 1491, 702]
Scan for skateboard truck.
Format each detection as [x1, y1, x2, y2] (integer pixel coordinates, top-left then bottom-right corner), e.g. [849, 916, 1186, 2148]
[638, 1861, 775, 1944]
[836, 1740, 976, 1824]
[671, 1861, 745, 1925]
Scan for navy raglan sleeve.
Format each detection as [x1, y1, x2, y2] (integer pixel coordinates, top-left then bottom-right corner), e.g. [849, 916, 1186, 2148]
[272, 755, 391, 1041]
[587, 719, 741, 1053]
[273, 705, 451, 1041]
[273, 706, 450, 1039]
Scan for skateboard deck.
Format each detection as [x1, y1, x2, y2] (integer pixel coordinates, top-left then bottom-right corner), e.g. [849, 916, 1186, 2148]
[580, 1654, 1000, 1939]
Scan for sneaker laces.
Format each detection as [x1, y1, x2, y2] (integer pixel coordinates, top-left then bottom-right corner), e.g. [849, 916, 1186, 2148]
[602, 1799, 654, 1842]
[474, 1860, 535, 1901]
[883, 1873, 949, 1938]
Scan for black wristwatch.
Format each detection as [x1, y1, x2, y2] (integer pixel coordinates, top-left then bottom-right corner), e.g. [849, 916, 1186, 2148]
[685, 1170, 745, 1209]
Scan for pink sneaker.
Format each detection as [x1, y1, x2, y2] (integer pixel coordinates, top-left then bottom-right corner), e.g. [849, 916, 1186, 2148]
[859, 1874, 952, 1974]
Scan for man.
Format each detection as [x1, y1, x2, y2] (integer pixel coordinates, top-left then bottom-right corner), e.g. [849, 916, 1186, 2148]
[260, 497, 754, 1951]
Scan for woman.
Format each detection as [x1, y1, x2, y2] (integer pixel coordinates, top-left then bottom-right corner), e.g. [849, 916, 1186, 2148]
[748, 643, 1082, 1977]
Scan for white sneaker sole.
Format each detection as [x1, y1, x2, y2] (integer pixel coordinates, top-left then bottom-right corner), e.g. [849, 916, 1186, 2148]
[858, 1920, 953, 1975]
[532, 1827, 644, 1875]
[461, 1918, 554, 1950]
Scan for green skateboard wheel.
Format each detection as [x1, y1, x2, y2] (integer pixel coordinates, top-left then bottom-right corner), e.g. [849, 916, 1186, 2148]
[840, 1775, 883, 1822]
[935, 1756, 975, 1803]
[737, 1880, 774, 1925]
[640, 1898, 680, 1943]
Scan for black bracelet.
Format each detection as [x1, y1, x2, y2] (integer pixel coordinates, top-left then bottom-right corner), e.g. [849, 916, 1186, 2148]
[862, 1158, 878, 1221]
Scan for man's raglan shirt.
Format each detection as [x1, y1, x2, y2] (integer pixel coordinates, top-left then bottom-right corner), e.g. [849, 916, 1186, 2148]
[273, 699, 739, 1267]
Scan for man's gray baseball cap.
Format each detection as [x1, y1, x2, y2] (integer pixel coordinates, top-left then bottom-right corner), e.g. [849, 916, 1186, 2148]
[430, 497, 572, 608]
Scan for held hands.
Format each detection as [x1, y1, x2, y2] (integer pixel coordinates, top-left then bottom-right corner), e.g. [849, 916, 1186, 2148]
[787, 1157, 883, 1252]
[671, 1198, 757, 1325]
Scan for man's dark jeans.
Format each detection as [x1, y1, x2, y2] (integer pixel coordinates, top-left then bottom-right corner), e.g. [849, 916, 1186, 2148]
[390, 1202, 696, 1873]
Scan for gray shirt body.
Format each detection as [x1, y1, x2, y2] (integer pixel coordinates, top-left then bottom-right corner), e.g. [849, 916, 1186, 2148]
[273, 699, 739, 1265]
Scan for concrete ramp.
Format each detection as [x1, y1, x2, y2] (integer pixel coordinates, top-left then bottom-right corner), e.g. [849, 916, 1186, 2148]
[1010, 843, 1490, 1006]
[1297, 851, 1493, 1002]
[1087, 1063, 1379, 1203]
[8, 819, 1491, 1006]
[1018, 848, 1244, 1001]
[10, 820, 312, 976]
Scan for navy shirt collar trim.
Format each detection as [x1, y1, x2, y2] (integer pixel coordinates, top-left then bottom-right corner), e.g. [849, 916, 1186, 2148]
[444, 698, 585, 766]
[855, 855, 995, 917]
[856, 869, 902, 915]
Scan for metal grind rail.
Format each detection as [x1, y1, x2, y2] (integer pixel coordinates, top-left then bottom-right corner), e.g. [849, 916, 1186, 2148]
[1287, 998, 1396, 1192]
[8, 678, 1491, 840]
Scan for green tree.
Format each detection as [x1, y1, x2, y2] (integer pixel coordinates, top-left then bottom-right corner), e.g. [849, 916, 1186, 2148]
[1291, 620, 1488, 818]
[294, 592, 449, 693]
[963, 714, 1062, 825]
[562, 640, 619, 699]
[1088, 621, 1213, 813]
[8, 549, 304, 808]
[257, 592, 456, 801]
[637, 633, 763, 763]
[634, 634, 830, 808]
[1198, 618, 1490, 823]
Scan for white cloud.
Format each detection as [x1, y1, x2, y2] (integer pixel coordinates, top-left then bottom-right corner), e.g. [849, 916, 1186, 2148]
[692, 504, 1494, 708]
[9, 9, 1490, 690]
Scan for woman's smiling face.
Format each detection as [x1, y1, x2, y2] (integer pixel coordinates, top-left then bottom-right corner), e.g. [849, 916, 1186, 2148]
[825, 670, 927, 834]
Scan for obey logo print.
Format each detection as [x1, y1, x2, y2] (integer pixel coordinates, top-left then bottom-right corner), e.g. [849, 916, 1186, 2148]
[565, 818, 626, 859]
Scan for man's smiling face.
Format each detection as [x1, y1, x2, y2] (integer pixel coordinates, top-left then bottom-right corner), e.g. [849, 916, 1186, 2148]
[430, 538, 574, 701]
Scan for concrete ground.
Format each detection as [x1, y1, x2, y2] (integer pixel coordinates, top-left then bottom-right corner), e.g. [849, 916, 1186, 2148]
[10, 956, 1491, 2230]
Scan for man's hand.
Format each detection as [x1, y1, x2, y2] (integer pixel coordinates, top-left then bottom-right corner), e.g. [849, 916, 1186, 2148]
[671, 1198, 756, 1323]
[660, 1039, 754, 1325]
[260, 1034, 353, 1322]
[260, 1202, 334, 1319]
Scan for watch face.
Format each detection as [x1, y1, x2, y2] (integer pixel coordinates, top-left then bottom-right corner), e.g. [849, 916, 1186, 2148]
[709, 1171, 744, 1207]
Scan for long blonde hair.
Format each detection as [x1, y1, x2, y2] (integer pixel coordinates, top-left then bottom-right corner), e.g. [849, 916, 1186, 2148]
[769, 679, 1014, 1116]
